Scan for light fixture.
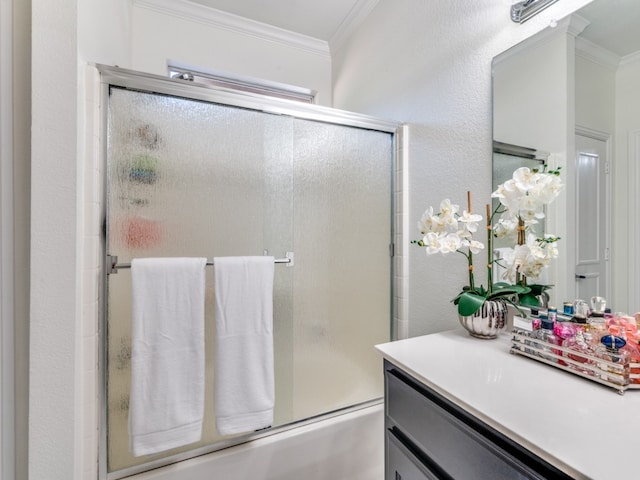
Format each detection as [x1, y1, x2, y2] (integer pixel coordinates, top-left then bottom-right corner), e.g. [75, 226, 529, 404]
[511, 0, 559, 23]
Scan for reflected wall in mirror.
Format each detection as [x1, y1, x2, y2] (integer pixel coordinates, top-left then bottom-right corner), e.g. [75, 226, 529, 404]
[492, 0, 640, 314]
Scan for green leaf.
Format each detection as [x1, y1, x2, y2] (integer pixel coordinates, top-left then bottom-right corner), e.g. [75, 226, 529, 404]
[487, 284, 530, 299]
[519, 293, 541, 307]
[456, 292, 487, 316]
[526, 284, 553, 296]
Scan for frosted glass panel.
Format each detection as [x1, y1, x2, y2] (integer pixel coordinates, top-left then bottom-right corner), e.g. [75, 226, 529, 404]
[292, 120, 391, 418]
[105, 86, 392, 474]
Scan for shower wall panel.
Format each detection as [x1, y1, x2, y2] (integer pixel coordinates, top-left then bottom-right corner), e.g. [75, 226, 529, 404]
[105, 86, 392, 474]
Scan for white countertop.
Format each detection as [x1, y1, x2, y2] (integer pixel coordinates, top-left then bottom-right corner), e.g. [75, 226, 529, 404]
[376, 329, 640, 480]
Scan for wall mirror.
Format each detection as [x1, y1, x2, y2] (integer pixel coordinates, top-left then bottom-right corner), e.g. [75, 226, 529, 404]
[492, 0, 640, 313]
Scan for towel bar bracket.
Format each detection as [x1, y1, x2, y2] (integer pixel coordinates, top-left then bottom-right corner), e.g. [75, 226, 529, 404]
[107, 254, 118, 275]
[284, 251, 294, 267]
[106, 252, 294, 275]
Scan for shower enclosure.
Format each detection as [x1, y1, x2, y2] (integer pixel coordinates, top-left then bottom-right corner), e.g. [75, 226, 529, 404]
[99, 66, 398, 478]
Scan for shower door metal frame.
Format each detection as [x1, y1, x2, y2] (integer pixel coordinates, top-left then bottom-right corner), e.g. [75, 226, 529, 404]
[96, 63, 401, 480]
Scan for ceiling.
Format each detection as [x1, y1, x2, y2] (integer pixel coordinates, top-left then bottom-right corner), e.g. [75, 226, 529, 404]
[188, 0, 366, 41]
[187, 0, 640, 58]
[575, 0, 640, 58]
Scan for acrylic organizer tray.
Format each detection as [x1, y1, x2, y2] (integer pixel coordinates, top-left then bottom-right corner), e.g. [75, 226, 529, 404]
[510, 331, 640, 395]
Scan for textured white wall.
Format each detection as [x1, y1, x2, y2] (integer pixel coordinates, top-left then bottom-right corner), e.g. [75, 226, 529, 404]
[30, 1, 132, 479]
[130, 2, 333, 106]
[332, 0, 592, 336]
[31, 0, 83, 478]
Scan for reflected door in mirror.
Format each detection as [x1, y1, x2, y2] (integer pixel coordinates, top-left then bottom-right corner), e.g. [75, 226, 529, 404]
[575, 134, 610, 302]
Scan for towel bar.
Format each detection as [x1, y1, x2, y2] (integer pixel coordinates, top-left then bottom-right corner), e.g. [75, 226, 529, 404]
[106, 252, 294, 275]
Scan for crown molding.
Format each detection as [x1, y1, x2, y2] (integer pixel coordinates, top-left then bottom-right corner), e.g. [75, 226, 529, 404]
[329, 0, 380, 53]
[133, 0, 330, 58]
[620, 50, 640, 68]
[493, 16, 573, 67]
[575, 36, 620, 71]
[570, 13, 619, 71]
[493, 13, 619, 72]
[565, 13, 589, 39]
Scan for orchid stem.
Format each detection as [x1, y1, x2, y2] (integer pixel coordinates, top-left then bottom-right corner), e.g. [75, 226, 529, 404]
[486, 203, 492, 295]
[467, 191, 475, 290]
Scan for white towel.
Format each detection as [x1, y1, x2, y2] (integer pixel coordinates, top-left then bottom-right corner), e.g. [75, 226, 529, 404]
[129, 257, 207, 456]
[213, 256, 275, 436]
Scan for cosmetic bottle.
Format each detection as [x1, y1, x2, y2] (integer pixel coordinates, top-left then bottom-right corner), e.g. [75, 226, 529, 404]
[594, 335, 630, 385]
[536, 315, 559, 363]
[563, 329, 593, 375]
[586, 315, 606, 341]
[573, 299, 589, 324]
[554, 321, 578, 366]
[618, 330, 640, 383]
[563, 302, 574, 316]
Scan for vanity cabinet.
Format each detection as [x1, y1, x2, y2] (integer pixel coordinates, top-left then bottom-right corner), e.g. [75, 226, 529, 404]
[384, 361, 572, 480]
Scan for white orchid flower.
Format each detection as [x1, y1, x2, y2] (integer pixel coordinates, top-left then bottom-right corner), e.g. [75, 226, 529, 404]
[512, 167, 538, 192]
[440, 232, 462, 254]
[422, 232, 443, 255]
[498, 247, 518, 283]
[493, 217, 518, 239]
[438, 199, 460, 228]
[467, 239, 485, 254]
[418, 206, 446, 234]
[458, 210, 483, 233]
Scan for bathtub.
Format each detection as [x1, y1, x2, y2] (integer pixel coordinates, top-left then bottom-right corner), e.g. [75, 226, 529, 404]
[128, 402, 384, 480]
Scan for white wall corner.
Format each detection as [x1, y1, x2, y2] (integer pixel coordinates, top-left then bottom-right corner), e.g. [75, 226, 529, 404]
[328, 0, 379, 54]
[80, 63, 103, 480]
[394, 124, 409, 340]
[133, 0, 330, 58]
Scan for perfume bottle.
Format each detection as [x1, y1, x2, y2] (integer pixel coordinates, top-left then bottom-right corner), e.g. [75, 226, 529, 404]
[594, 335, 630, 385]
[618, 329, 640, 384]
[553, 321, 578, 367]
[586, 315, 607, 340]
[573, 299, 589, 323]
[536, 315, 559, 363]
[564, 329, 593, 375]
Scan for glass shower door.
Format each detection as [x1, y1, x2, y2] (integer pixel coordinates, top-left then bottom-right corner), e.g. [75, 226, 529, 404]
[291, 119, 391, 419]
[105, 85, 393, 475]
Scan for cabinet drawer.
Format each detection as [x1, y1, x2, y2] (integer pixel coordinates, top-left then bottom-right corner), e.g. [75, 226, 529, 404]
[386, 429, 440, 480]
[386, 366, 563, 479]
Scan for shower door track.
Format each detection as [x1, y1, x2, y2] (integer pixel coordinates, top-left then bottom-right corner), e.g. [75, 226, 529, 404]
[96, 64, 399, 133]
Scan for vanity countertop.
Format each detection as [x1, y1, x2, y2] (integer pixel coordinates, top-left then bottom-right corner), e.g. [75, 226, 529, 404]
[376, 329, 640, 480]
